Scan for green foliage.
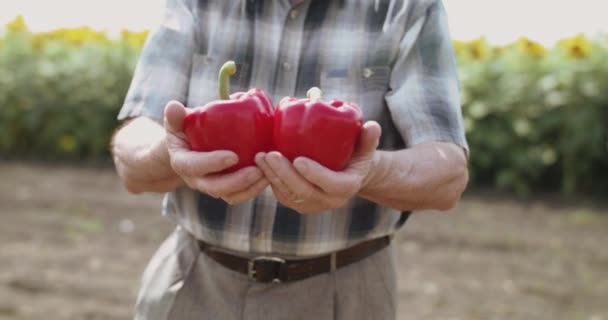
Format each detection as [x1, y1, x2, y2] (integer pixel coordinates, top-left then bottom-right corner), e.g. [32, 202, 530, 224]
[1, 17, 607, 195]
[0, 19, 141, 160]
[458, 36, 608, 195]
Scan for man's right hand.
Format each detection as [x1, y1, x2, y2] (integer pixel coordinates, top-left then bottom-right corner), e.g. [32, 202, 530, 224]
[163, 101, 269, 205]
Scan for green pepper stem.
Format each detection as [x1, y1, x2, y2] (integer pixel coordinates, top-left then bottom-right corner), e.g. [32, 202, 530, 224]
[307, 87, 322, 102]
[218, 61, 237, 100]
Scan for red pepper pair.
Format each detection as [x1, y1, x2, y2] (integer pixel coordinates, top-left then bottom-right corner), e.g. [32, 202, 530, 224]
[183, 61, 363, 173]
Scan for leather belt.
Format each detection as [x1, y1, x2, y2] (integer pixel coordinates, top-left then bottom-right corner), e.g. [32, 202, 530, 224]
[198, 236, 391, 283]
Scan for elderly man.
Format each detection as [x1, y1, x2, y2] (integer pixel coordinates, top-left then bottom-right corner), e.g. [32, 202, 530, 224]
[111, 0, 468, 319]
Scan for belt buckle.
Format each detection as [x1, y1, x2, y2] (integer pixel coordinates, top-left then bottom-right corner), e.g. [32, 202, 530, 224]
[247, 256, 286, 283]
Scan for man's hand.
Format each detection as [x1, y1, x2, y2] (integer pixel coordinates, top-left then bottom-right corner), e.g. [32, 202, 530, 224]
[255, 122, 381, 214]
[164, 101, 269, 205]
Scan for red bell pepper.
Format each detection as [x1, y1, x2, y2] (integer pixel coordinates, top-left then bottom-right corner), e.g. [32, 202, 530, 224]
[183, 61, 274, 173]
[274, 87, 363, 171]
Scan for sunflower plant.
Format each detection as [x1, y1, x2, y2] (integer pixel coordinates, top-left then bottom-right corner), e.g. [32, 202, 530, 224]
[1, 16, 607, 195]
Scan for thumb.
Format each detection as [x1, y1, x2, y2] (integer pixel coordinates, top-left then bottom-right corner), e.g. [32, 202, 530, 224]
[353, 121, 382, 158]
[164, 100, 187, 134]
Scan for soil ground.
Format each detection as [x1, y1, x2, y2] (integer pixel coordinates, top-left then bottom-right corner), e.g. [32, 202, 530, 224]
[1, 163, 607, 320]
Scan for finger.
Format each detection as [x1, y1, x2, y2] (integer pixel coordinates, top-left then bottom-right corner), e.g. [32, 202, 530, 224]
[171, 149, 238, 177]
[256, 152, 295, 197]
[269, 185, 302, 209]
[293, 157, 360, 195]
[163, 100, 188, 134]
[165, 130, 190, 151]
[254, 152, 267, 167]
[270, 185, 335, 215]
[265, 152, 319, 199]
[195, 166, 263, 197]
[254, 152, 272, 178]
[222, 178, 269, 205]
[352, 121, 382, 159]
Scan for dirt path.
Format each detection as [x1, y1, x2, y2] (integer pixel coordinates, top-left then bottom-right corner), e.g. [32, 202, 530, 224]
[1, 163, 607, 320]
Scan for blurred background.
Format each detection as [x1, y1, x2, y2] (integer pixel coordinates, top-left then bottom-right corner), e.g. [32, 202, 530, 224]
[0, 1, 607, 320]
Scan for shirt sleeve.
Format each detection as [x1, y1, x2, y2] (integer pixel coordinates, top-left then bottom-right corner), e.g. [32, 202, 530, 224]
[117, 0, 198, 123]
[385, 0, 468, 152]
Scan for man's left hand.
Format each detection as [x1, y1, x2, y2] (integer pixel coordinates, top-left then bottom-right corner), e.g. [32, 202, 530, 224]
[255, 121, 381, 214]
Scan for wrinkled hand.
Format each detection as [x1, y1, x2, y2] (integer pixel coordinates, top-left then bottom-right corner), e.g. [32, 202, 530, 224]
[255, 122, 381, 214]
[164, 101, 269, 204]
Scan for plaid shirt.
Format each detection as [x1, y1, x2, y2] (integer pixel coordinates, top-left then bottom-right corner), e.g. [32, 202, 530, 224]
[118, 0, 467, 256]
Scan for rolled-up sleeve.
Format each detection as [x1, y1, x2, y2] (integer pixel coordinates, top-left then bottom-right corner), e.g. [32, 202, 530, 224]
[117, 0, 198, 123]
[385, 0, 468, 152]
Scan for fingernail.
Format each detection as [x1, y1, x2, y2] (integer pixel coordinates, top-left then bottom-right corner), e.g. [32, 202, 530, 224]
[255, 153, 266, 163]
[225, 157, 238, 166]
[294, 159, 307, 172]
[264, 154, 275, 165]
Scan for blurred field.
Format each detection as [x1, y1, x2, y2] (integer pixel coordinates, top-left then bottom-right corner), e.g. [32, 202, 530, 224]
[1, 163, 607, 320]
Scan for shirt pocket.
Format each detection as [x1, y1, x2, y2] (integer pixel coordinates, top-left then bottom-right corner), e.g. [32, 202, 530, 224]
[187, 54, 251, 108]
[319, 65, 391, 121]
[359, 65, 391, 120]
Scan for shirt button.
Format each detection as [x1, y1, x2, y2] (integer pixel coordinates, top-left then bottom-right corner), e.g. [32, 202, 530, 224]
[362, 68, 374, 79]
[290, 10, 299, 20]
[282, 61, 292, 71]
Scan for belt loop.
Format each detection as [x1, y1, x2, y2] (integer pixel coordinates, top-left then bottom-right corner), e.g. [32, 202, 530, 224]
[330, 253, 337, 272]
[198, 240, 208, 253]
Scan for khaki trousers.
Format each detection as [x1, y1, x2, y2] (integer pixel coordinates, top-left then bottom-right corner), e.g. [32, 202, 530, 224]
[134, 227, 397, 320]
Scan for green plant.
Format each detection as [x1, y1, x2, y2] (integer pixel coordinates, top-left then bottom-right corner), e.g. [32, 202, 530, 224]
[1, 17, 607, 196]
